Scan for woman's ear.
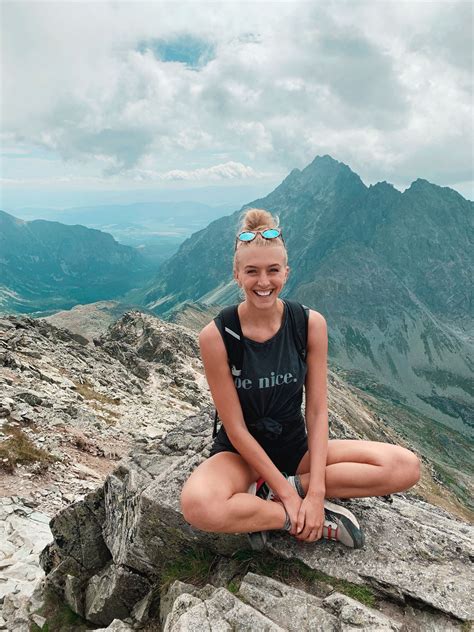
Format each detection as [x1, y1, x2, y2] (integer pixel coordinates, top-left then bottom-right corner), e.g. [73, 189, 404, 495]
[233, 269, 240, 287]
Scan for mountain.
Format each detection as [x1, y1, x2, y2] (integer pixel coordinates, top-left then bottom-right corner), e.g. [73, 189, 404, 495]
[0, 210, 154, 314]
[140, 156, 473, 452]
[13, 201, 237, 267]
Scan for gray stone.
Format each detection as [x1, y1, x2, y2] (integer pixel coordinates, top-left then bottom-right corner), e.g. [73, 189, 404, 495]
[239, 572, 339, 631]
[30, 613, 47, 628]
[164, 586, 285, 632]
[16, 390, 43, 407]
[47, 487, 111, 573]
[84, 562, 150, 626]
[323, 592, 402, 630]
[160, 580, 202, 628]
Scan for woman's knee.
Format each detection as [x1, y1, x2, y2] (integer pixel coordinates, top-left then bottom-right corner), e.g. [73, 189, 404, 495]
[180, 485, 225, 531]
[387, 446, 421, 490]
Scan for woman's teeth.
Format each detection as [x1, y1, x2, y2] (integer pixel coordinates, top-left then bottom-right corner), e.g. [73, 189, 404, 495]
[255, 290, 272, 296]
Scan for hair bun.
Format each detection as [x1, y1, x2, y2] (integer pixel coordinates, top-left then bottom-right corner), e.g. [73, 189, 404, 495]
[239, 208, 279, 233]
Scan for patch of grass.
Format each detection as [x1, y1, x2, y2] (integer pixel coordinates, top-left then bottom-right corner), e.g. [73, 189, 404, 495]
[159, 546, 376, 610]
[74, 382, 120, 406]
[160, 546, 219, 592]
[461, 621, 472, 632]
[227, 580, 239, 594]
[230, 549, 376, 608]
[0, 424, 57, 473]
[30, 587, 94, 632]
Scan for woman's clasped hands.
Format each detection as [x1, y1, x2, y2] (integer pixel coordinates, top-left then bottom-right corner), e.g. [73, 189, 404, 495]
[280, 490, 325, 542]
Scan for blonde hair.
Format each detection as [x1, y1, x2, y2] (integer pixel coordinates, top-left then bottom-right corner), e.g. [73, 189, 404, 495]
[233, 208, 287, 270]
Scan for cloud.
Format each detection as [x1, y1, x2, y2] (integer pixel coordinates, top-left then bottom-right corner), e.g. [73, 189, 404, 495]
[1, 1, 472, 190]
[1, 161, 267, 186]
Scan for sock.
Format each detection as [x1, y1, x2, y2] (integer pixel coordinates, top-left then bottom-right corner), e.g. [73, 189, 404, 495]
[291, 474, 306, 498]
[282, 506, 291, 531]
[263, 474, 306, 502]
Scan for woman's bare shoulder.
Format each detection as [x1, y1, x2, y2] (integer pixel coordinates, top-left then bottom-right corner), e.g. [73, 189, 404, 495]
[199, 319, 219, 341]
[199, 320, 225, 355]
[307, 308, 327, 326]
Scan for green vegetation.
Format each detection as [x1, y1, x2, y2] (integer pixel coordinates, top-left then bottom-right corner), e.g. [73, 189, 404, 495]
[158, 545, 377, 609]
[412, 367, 474, 397]
[230, 549, 377, 608]
[0, 424, 57, 473]
[160, 546, 218, 591]
[30, 587, 94, 632]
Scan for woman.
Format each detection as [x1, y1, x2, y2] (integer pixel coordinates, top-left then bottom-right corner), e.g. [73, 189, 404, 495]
[181, 208, 421, 549]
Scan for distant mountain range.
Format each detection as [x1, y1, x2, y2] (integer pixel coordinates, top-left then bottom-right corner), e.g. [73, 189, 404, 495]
[0, 210, 154, 314]
[13, 201, 235, 266]
[141, 155, 473, 447]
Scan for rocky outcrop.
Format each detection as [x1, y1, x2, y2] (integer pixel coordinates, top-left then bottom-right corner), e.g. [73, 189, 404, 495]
[38, 411, 473, 630]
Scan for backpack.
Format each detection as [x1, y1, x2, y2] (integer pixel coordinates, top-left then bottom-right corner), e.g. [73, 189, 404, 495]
[212, 300, 310, 438]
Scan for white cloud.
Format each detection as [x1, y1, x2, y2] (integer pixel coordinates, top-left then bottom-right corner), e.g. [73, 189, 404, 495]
[1, 161, 268, 186]
[1, 1, 472, 193]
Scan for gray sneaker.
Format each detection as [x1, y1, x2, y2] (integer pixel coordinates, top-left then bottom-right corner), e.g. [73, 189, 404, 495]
[323, 500, 365, 549]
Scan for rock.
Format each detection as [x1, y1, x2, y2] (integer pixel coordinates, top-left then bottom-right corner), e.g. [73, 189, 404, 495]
[95, 620, 134, 631]
[239, 572, 339, 631]
[322, 592, 401, 630]
[164, 585, 285, 631]
[38, 410, 473, 629]
[46, 487, 111, 574]
[84, 562, 150, 625]
[15, 390, 44, 406]
[30, 613, 47, 628]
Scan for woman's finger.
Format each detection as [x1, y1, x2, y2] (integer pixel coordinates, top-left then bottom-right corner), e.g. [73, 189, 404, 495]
[296, 507, 307, 534]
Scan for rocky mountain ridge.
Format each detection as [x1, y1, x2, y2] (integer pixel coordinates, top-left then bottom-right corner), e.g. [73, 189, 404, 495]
[0, 309, 472, 629]
[0, 210, 154, 314]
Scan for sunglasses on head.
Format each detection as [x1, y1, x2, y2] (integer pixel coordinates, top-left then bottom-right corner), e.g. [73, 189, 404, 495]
[235, 228, 285, 249]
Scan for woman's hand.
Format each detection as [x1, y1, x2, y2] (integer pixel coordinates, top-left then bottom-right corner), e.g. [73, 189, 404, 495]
[294, 495, 325, 542]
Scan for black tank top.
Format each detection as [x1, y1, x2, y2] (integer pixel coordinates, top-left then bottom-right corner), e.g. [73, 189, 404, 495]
[214, 299, 307, 443]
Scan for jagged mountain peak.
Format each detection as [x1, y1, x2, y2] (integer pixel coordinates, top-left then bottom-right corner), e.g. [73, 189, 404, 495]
[403, 177, 469, 202]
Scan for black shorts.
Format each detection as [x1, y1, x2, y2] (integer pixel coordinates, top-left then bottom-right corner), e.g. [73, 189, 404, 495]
[209, 426, 308, 476]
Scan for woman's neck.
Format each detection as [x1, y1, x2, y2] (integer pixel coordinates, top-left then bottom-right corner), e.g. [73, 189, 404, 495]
[238, 298, 285, 330]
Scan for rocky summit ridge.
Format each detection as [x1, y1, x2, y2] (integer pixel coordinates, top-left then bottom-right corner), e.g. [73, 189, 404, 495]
[0, 310, 472, 630]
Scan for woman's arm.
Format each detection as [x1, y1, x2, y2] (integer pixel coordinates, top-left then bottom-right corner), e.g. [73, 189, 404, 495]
[199, 321, 296, 501]
[304, 310, 329, 499]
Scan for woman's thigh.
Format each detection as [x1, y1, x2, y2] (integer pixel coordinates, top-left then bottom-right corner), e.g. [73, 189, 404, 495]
[180, 452, 260, 528]
[295, 438, 417, 474]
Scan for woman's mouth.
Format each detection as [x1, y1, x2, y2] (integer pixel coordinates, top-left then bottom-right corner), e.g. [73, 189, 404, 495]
[254, 290, 273, 297]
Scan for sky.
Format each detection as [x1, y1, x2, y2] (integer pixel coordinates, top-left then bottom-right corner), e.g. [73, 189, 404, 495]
[1, 0, 473, 212]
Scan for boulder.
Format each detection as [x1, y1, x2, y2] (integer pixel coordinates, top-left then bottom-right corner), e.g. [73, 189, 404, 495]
[39, 410, 473, 629]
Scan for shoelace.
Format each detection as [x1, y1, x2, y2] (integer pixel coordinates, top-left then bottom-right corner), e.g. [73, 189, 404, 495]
[323, 520, 339, 541]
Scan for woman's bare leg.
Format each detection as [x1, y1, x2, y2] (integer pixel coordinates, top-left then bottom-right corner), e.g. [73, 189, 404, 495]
[295, 440, 420, 498]
[180, 452, 288, 533]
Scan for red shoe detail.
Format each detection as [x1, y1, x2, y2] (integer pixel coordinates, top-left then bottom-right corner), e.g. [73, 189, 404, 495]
[256, 477, 266, 493]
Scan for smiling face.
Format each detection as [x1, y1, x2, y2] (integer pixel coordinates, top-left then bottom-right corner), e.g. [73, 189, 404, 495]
[234, 242, 289, 308]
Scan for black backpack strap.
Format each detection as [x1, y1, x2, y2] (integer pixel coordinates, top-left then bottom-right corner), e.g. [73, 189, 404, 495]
[214, 305, 244, 375]
[284, 299, 309, 362]
[212, 305, 244, 437]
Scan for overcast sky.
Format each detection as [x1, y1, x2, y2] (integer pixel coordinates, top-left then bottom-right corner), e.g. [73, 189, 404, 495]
[1, 0, 473, 210]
